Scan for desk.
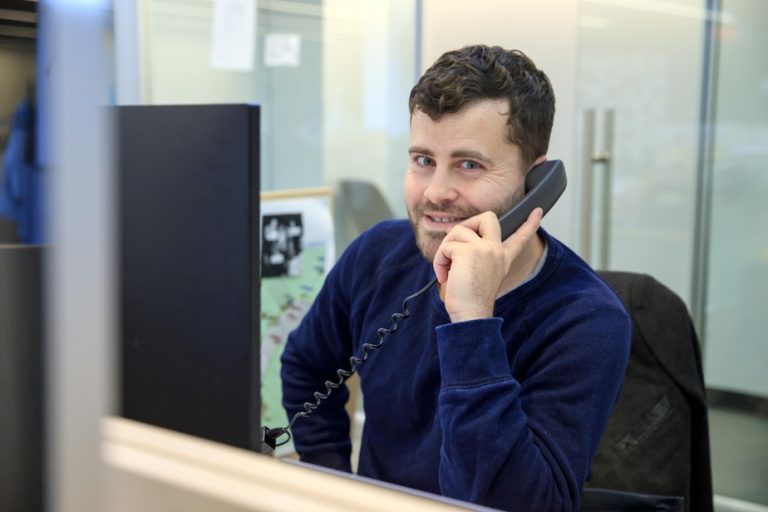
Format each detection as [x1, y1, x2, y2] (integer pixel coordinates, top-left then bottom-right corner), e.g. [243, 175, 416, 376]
[104, 417, 495, 512]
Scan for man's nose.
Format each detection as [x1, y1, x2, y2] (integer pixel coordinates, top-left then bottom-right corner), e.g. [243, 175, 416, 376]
[423, 168, 458, 205]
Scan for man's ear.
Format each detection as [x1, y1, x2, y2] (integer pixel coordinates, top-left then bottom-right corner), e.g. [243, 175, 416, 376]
[527, 155, 547, 172]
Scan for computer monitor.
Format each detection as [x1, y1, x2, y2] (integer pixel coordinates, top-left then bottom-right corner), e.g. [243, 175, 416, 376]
[118, 104, 261, 450]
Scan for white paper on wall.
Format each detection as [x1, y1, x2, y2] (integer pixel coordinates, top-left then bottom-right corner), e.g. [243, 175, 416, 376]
[209, 0, 256, 71]
[264, 33, 301, 68]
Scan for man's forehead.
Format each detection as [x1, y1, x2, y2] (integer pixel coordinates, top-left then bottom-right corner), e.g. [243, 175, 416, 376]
[411, 98, 510, 122]
[409, 103, 515, 153]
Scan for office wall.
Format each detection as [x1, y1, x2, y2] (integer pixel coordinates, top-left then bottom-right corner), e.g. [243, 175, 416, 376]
[421, 0, 580, 246]
[322, 0, 415, 219]
[133, 0, 324, 192]
[122, 2, 768, 400]
[120, 0, 417, 222]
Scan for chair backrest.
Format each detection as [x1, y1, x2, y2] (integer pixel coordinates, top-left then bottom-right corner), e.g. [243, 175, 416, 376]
[334, 180, 395, 254]
[585, 271, 714, 512]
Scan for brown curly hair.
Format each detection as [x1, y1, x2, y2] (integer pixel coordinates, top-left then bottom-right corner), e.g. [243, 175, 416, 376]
[409, 45, 555, 167]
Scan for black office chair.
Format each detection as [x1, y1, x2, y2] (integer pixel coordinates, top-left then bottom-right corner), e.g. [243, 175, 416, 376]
[581, 271, 714, 512]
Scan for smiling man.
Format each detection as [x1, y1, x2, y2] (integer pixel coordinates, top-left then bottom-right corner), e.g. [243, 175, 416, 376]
[281, 45, 631, 511]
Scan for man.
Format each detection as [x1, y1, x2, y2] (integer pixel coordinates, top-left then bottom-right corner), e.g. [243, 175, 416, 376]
[281, 45, 631, 511]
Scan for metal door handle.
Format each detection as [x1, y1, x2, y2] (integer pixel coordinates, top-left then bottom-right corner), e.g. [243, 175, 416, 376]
[580, 109, 615, 269]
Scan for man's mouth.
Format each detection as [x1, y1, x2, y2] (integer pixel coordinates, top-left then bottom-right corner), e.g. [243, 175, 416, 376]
[423, 213, 467, 228]
[427, 215, 462, 223]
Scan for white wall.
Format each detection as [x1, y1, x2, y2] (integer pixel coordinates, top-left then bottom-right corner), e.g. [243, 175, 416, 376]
[120, 0, 325, 193]
[421, 0, 581, 246]
[322, 0, 415, 219]
[145, 1, 259, 104]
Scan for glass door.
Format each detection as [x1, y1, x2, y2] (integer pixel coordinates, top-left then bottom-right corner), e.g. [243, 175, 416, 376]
[578, 1, 768, 506]
[576, 0, 706, 306]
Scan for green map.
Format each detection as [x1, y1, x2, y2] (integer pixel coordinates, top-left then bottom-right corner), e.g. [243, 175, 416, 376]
[260, 244, 328, 454]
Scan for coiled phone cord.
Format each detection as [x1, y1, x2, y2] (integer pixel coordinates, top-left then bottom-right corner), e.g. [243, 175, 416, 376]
[264, 277, 438, 448]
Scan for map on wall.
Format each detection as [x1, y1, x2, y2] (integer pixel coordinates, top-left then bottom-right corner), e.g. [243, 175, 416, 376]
[260, 188, 334, 455]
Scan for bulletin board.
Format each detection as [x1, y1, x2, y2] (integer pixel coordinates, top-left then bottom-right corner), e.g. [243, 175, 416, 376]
[259, 187, 334, 455]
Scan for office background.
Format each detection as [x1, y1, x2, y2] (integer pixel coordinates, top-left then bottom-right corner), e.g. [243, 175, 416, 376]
[0, 0, 766, 511]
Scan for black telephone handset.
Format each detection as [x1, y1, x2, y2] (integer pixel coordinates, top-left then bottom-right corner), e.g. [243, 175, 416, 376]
[498, 159, 567, 240]
[261, 161, 568, 452]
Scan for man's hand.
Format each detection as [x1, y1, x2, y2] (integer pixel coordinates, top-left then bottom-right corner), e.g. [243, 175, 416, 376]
[433, 208, 543, 323]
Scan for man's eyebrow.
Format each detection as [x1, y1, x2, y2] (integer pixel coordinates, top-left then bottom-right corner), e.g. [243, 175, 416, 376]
[408, 146, 433, 156]
[408, 147, 493, 164]
[451, 149, 493, 164]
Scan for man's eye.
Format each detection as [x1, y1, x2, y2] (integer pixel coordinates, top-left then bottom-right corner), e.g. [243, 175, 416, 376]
[459, 160, 481, 170]
[415, 155, 434, 166]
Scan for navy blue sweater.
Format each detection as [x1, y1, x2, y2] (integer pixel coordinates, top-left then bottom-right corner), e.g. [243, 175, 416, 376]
[281, 220, 631, 511]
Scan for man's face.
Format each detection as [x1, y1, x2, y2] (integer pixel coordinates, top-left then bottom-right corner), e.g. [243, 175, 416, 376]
[405, 98, 528, 262]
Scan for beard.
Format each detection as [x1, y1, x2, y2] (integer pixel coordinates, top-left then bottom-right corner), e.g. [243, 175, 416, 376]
[407, 189, 525, 262]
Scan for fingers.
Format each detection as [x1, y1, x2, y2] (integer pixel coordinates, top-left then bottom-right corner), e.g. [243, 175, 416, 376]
[433, 240, 458, 283]
[501, 207, 543, 253]
[448, 208, 541, 246]
[433, 213, 497, 283]
[455, 211, 501, 241]
[433, 207, 543, 284]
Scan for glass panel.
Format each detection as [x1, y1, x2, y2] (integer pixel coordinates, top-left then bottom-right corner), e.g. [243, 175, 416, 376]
[141, 0, 415, 459]
[703, 2, 768, 507]
[577, 0, 705, 305]
[323, 0, 415, 221]
[145, 0, 415, 223]
[147, 0, 324, 192]
[138, 8, 418, 284]
[703, 0, 768, 401]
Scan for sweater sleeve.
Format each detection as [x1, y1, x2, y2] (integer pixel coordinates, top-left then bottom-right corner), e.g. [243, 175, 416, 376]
[435, 301, 630, 511]
[280, 246, 358, 472]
